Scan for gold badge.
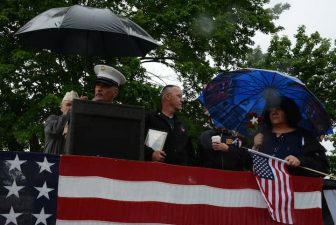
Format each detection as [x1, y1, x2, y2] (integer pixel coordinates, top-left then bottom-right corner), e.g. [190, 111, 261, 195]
[226, 139, 233, 145]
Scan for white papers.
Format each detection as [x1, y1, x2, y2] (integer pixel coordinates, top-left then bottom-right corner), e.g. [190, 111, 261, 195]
[145, 129, 167, 151]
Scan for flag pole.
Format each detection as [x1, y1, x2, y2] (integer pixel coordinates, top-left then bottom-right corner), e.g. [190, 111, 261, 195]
[243, 147, 288, 163]
[242, 147, 336, 180]
[299, 166, 336, 179]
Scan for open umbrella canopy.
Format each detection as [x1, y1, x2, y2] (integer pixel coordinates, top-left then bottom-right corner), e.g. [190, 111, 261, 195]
[15, 5, 159, 58]
[198, 68, 333, 137]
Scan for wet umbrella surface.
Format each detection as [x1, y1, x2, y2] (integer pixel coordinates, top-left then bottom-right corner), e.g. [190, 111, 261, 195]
[16, 5, 159, 58]
[199, 68, 333, 137]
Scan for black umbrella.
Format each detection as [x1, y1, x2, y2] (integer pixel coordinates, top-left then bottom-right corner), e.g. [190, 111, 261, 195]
[15, 5, 159, 58]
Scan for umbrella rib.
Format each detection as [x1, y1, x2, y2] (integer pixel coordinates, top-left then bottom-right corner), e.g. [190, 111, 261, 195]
[231, 84, 265, 96]
[249, 71, 271, 87]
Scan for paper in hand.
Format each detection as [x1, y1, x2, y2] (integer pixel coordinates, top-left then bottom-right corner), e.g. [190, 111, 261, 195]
[145, 129, 167, 151]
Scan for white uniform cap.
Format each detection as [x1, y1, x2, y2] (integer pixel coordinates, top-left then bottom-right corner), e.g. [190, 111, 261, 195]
[94, 65, 126, 87]
[62, 90, 79, 102]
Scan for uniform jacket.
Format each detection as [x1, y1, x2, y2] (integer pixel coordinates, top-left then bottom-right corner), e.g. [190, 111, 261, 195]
[144, 111, 195, 166]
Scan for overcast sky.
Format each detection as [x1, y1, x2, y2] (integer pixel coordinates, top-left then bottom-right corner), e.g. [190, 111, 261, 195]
[254, 0, 336, 52]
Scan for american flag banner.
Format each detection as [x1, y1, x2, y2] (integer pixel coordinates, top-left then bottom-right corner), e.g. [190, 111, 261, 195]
[251, 151, 295, 224]
[0, 151, 323, 225]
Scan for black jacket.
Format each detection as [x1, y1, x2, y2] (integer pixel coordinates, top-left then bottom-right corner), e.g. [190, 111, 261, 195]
[198, 129, 251, 171]
[144, 111, 195, 166]
[260, 128, 330, 177]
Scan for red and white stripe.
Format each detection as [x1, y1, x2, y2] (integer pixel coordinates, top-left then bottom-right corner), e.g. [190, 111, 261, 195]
[56, 155, 323, 225]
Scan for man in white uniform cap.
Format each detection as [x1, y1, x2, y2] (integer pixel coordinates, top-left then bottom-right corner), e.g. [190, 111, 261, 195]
[93, 65, 126, 102]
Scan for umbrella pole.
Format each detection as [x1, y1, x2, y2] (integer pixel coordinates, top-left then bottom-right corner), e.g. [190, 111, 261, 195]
[83, 56, 87, 97]
[83, 31, 89, 97]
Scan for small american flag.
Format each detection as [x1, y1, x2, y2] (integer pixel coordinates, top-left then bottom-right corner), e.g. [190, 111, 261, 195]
[252, 151, 295, 224]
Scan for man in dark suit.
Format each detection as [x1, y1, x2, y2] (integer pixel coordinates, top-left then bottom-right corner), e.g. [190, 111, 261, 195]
[144, 85, 195, 166]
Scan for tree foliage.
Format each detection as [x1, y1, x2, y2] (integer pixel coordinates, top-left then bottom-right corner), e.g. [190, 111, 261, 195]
[0, 0, 287, 151]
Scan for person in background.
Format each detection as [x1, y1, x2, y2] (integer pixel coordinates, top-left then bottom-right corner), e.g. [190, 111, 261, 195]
[144, 85, 195, 166]
[44, 90, 79, 154]
[198, 126, 251, 171]
[198, 108, 251, 171]
[252, 96, 329, 177]
[92, 64, 126, 103]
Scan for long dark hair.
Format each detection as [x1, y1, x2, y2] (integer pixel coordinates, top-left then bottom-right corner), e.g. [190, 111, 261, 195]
[263, 96, 301, 129]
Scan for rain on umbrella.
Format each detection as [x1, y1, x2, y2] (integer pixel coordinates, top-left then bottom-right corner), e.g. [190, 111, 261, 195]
[198, 68, 333, 137]
[15, 5, 159, 58]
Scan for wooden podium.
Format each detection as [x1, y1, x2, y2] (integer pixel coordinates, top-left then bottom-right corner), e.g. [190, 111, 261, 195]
[64, 100, 145, 160]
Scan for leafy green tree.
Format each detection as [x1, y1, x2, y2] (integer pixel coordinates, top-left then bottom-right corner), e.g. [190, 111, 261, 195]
[0, 0, 288, 151]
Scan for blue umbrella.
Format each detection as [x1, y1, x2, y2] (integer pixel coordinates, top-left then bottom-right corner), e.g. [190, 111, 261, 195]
[198, 68, 333, 137]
